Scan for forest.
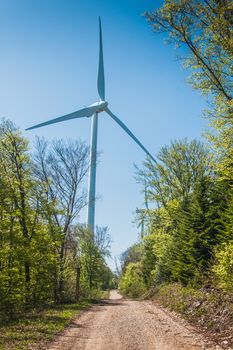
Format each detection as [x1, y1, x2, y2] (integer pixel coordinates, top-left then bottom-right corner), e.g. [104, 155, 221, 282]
[0, 124, 115, 322]
[119, 0, 233, 335]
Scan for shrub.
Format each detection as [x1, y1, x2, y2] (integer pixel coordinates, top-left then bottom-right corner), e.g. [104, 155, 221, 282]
[212, 241, 233, 292]
[119, 262, 146, 298]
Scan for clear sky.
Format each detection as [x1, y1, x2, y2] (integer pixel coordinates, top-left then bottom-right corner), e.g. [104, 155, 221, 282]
[0, 0, 207, 268]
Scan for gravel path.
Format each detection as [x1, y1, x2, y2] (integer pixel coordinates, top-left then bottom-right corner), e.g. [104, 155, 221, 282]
[48, 290, 219, 350]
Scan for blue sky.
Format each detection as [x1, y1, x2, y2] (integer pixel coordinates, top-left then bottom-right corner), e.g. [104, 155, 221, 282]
[0, 0, 207, 268]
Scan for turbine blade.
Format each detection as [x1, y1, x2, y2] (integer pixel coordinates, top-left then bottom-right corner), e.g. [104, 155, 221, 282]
[26, 104, 100, 131]
[97, 17, 105, 101]
[105, 107, 157, 163]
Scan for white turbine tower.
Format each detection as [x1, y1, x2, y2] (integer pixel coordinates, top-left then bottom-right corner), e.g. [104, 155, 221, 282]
[26, 17, 156, 232]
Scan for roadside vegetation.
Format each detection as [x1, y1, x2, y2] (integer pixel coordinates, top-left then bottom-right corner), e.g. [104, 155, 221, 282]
[119, 0, 233, 348]
[0, 301, 90, 350]
[0, 123, 115, 348]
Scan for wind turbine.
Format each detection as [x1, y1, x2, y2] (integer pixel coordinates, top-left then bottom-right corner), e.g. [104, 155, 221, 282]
[26, 17, 156, 232]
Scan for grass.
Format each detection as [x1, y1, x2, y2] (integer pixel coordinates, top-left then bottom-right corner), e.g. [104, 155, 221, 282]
[0, 301, 90, 350]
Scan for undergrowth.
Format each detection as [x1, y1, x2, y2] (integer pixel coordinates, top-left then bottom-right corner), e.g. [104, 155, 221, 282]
[151, 283, 233, 349]
[0, 301, 90, 350]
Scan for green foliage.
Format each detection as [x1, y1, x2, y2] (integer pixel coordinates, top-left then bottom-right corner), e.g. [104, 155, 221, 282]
[142, 229, 173, 287]
[213, 241, 233, 292]
[137, 139, 225, 286]
[120, 243, 142, 273]
[0, 121, 59, 319]
[154, 283, 202, 313]
[33, 137, 89, 303]
[119, 262, 146, 298]
[141, 139, 212, 207]
[141, 234, 157, 287]
[134, 0, 233, 294]
[152, 283, 233, 344]
[0, 120, 113, 323]
[0, 301, 90, 350]
[76, 226, 113, 298]
[146, 0, 233, 101]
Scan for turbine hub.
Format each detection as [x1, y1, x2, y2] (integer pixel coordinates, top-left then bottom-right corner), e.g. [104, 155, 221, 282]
[98, 101, 108, 112]
[90, 101, 108, 113]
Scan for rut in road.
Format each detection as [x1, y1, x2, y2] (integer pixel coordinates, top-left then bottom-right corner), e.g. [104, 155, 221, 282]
[48, 290, 218, 350]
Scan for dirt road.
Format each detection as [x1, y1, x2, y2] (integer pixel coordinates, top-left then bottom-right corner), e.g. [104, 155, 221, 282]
[48, 290, 219, 350]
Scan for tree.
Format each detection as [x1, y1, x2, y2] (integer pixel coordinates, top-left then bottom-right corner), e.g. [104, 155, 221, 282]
[33, 137, 89, 302]
[119, 262, 146, 298]
[0, 121, 58, 318]
[120, 243, 142, 274]
[145, 0, 233, 190]
[145, 0, 233, 101]
[0, 121, 44, 305]
[136, 139, 227, 285]
[75, 226, 112, 296]
[120, 1, 233, 295]
[213, 240, 233, 292]
[94, 226, 111, 257]
[0, 120, 112, 319]
[139, 139, 212, 210]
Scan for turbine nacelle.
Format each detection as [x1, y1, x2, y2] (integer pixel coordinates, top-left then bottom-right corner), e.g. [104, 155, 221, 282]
[90, 101, 108, 114]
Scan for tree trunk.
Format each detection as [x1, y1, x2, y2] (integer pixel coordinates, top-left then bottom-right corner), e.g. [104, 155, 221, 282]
[75, 266, 81, 301]
[25, 261, 31, 307]
[58, 243, 65, 302]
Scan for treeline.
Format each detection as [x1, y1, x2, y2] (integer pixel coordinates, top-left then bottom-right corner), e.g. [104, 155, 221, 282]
[120, 138, 232, 297]
[0, 121, 114, 322]
[120, 0, 232, 297]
